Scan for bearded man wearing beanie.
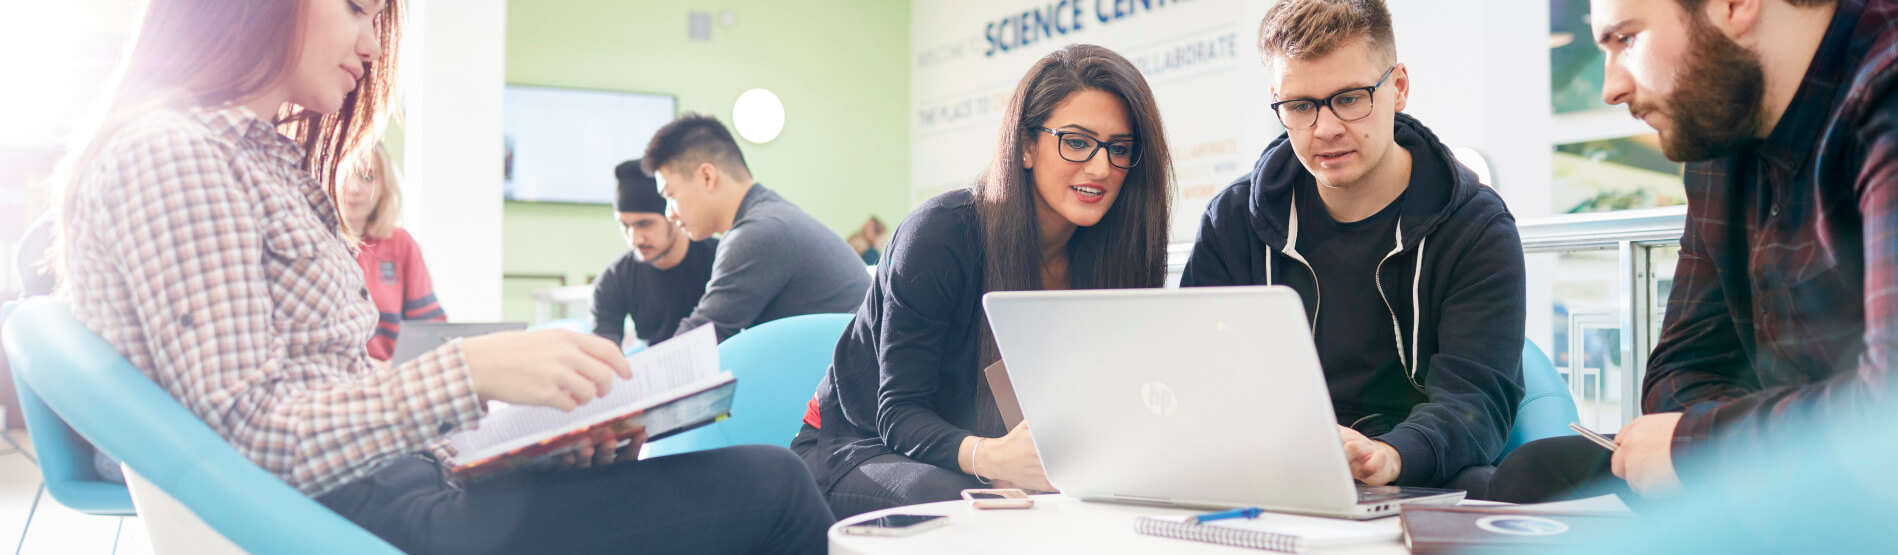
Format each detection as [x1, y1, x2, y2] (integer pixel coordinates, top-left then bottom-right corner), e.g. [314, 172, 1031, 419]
[589, 159, 720, 347]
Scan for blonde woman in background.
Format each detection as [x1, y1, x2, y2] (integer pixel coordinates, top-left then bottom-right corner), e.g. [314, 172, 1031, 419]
[338, 143, 445, 362]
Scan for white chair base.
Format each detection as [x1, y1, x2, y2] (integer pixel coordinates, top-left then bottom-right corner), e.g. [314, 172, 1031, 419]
[121, 468, 245, 555]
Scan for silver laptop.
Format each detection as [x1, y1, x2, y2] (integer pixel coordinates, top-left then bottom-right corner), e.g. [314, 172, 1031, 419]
[982, 285, 1464, 519]
[390, 322, 527, 365]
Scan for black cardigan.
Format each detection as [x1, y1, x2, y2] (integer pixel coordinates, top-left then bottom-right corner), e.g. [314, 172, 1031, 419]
[804, 189, 991, 491]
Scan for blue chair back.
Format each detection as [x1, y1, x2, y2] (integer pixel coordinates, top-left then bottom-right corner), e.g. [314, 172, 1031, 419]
[1, 300, 135, 516]
[526, 317, 590, 334]
[644, 313, 854, 457]
[1499, 339, 1582, 462]
[1, 298, 400, 554]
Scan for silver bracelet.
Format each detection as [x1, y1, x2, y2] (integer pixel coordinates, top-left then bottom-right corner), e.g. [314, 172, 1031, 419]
[971, 438, 992, 484]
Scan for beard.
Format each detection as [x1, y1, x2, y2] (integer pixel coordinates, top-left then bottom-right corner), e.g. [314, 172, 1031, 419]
[634, 227, 679, 265]
[1644, 16, 1767, 162]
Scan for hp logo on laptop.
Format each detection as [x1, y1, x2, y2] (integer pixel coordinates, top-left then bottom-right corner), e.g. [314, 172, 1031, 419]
[1140, 381, 1178, 416]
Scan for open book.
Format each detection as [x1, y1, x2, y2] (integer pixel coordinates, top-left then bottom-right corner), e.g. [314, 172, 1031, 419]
[444, 325, 735, 482]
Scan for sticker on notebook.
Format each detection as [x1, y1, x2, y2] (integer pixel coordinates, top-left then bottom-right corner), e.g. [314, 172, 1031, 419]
[1475, 515, 1570, 536]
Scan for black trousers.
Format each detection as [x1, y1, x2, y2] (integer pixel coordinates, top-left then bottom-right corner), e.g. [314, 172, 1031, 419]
[1489, 435, 1639, 504]
[790, 424, 983, 519]
[317, 445, 836, 555]
[1441, 464, 1497, 501]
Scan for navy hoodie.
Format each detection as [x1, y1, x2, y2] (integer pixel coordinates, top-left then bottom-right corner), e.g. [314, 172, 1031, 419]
[1181, 113, 1526, 487]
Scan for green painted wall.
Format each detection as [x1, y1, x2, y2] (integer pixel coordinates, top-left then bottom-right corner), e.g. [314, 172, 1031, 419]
[499, 0, 910, 322]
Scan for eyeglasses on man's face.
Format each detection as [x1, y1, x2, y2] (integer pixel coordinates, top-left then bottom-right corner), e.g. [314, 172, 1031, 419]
[1270, 66, 1397, 131]
[1031, 127, 1141, 169]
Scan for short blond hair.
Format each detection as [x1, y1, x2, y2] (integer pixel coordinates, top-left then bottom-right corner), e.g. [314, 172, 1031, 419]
[1257, 0, 1397, 71]
[347, 143, 404, 240]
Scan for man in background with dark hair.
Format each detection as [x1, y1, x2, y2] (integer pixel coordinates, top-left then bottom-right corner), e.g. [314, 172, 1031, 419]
[643, 113, 870, 340]
[1493, 0, 1896, 502]
[1182, 0, 1525, 496]
[590, 159, 718, 348]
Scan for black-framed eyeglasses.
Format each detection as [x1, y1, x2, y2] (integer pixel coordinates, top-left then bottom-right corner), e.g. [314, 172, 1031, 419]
[1031, 127, 1141, 169]
[1269, 66, 1396, 131]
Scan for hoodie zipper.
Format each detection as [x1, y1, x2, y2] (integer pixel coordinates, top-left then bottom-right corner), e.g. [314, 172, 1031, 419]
[1285, 191, 1422, 394]
[1286, 251, 1320, 331]
[1282, 192, 1320, 330]
[1374, 221, 1427, 394]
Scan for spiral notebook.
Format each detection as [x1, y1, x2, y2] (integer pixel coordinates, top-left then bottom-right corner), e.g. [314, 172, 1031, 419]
[1135, 512, 1401, 553]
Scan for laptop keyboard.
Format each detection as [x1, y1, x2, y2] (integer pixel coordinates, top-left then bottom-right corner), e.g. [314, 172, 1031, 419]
[1355, 489, 1410, 503]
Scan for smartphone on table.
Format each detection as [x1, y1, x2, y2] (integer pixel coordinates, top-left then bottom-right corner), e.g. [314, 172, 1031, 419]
[838, 514, 949, 536]
[961, 488, 1034, 509]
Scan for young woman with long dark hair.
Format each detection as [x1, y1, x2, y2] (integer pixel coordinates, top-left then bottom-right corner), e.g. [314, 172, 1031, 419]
[794, 43, 1175, 518]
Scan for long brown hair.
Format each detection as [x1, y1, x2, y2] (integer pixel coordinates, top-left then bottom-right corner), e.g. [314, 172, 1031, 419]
[975, 44, 1174, 364]
[52, 0, 403, 279]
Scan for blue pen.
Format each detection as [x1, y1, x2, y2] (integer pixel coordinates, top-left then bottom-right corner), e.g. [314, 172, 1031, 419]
[1190, 507, 1264, 524]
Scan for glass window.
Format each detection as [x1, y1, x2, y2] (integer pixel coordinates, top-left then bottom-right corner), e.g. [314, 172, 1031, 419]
[1548, 1, 1686, 214]
[1533, 249, 1631, 431]
[1549, 0, 1608, 115]
[1554, 136, 1685, 214]
[1643, 244, 1681, 370]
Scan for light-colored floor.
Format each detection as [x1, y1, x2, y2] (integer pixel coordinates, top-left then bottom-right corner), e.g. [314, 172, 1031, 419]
[0, 430, 154, 555]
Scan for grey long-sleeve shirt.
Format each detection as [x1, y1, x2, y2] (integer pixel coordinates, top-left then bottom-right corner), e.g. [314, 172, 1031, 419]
[674, 184, 872, 340]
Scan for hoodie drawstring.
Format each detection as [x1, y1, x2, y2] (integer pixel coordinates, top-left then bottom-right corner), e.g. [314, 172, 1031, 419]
[1281, 191, 1427, 395]
[1410, 237, 1426, 388]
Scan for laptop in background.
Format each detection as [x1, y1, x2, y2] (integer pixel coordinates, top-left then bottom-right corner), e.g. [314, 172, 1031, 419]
[390, 322, 527, 365]
[982, 285, 1463, 519]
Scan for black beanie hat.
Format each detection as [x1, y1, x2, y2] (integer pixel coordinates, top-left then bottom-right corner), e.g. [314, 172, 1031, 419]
[615, 159, 667, 214]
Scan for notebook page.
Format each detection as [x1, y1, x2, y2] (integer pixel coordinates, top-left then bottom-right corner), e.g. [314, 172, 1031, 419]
[449, 325, 719, 459]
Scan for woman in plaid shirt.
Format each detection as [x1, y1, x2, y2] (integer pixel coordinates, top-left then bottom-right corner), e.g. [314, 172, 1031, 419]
[51, 1, 832, 553]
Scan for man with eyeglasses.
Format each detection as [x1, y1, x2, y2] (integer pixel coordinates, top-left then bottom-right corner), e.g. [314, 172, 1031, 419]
[1182, 0, 1526, 497]
[589, 159, 719, 348]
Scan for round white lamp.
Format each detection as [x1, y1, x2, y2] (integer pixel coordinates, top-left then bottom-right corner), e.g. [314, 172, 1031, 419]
[732, 88, 785, 144]
[1450, 146, 1495, 187]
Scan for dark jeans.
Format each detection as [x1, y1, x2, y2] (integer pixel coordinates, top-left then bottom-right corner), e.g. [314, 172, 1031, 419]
[1442, 464, 1497, 501]
[1489, 435, 1639, 504]
[791, 425, 982, 519]
[317, 445, 835, 555]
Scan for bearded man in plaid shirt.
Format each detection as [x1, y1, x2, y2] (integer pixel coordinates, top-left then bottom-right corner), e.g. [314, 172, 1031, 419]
[1492, 0, 1898, 502]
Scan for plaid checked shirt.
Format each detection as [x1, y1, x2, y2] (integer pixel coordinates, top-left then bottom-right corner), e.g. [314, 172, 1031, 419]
[1645, 0, 1898, 469]
[60, 106, 487, 497]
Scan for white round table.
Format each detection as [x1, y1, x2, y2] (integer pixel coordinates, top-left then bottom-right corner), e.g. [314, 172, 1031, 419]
[827, 494, 1418, 555]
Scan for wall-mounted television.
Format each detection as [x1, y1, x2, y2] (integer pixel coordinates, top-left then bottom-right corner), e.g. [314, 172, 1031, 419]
[503, 85, 677, 204]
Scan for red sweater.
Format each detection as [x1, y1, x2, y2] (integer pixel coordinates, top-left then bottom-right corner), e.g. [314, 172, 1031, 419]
[354, 228, 445, 360]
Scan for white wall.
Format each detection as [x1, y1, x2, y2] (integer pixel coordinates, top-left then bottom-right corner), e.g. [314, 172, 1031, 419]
[1386, 0, 1556, 349]
[909, 1, 1556, 240]
[1387, 0, 1553, 217]
[401, 0, 508, 321]
[908, 0, 1278, 243]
